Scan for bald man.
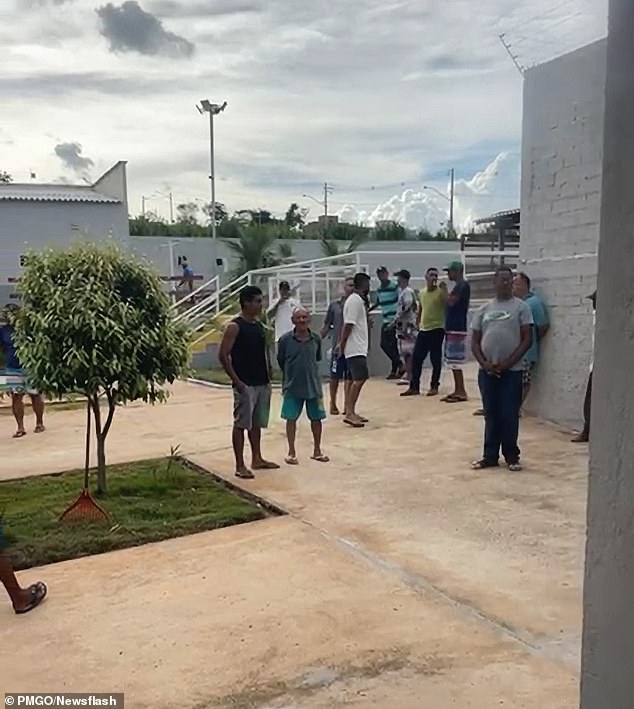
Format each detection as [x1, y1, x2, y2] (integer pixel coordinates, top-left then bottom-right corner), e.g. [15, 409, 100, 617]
[277, 307, 329, 465]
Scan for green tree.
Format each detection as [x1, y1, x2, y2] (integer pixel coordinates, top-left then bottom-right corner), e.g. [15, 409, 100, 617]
[14, 244, 190, 494]
[223, 226, 280, 276]
[284, 202, 307, 230]
[176, 202, 200, 225]
[374, 222, 407, 241]
[320, 227, 368, 258]
[202, 202, 228, 225]
[0, 170, 12, 183]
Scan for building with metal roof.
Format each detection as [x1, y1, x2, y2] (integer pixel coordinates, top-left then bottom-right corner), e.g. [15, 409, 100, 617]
[0, 161, 130, 302]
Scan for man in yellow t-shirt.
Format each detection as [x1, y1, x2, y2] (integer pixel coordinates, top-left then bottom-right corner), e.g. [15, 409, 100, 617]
[401, 267, 447, 397]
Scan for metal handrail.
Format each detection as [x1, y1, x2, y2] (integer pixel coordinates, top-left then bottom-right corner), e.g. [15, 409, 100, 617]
[171, 274, 219, 311]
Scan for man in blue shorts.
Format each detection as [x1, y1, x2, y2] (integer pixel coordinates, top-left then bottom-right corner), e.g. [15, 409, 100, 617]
[321, 276, 354, 415]
[442, 261, 471, 403]
[278, 306, 329, 465]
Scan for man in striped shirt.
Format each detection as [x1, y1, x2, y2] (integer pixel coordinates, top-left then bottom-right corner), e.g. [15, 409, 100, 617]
[375, 266, 402, 379]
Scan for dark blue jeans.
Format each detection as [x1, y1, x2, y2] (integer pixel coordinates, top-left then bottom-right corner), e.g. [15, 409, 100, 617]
[478, 369, 523, 465]
[410, 328, 445, 392]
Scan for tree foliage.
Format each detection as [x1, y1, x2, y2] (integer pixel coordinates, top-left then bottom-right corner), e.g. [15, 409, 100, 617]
[374, 222, 407, 241]
[284, 202, 307, 229]
[223, 227, 280, 276]
[14, 244, 190, 493]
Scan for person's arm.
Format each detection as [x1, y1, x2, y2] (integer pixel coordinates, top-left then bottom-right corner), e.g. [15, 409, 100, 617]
[320, 305, 334, 339]
[266, 299, 281, 318]
[533, 299, 550, 339]
[315, 334, 322, 362]
[337, 323, 353, 355]
[416, 292, 423, 328]
[218, 322, 245, 391]
[498, 303, 534, 372]
[446, 280, 463, 307]
[276, 337, 286, 371]
[471, 308, 495, 373]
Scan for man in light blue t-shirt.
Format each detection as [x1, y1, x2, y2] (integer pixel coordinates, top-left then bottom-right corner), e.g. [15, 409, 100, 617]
[471, 267, 533, 472]
[513, 272, 550, 404]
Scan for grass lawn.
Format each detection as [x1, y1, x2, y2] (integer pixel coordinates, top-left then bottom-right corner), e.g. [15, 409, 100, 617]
[0, 458, 270, 570]
[192, 368, 282, 386]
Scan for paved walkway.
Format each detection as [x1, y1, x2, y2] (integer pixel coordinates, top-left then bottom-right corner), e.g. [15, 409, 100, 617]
[0, 368, 588, 708]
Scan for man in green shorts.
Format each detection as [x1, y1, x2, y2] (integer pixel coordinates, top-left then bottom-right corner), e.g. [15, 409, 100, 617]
[277, 306, 329, 465]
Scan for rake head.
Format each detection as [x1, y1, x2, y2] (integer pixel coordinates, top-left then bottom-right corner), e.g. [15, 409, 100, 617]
[60, 488, 110, 524]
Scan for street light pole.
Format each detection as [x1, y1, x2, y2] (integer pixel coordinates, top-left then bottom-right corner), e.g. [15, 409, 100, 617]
[197, 99, 227, 277]
[449, 168, 455, 235]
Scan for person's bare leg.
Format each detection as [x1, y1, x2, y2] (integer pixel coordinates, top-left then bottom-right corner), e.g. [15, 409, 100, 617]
[0, 551, 46, 612]
[11, 394, 25, 437]
[31, 394, 45, 432]
[232, 426, 253, 476]
[346, 380, 366, 421]
[285, 420, 298, 461]
[343, 380, 352, 416]
[329, 379, 340, 415]
[452, 370, 468, 399]
[249, 428, 279, 469]
[310, 420, 327, 459]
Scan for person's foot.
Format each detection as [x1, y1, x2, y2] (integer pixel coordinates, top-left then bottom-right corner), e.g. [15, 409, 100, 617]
[34, 424, 46, 433]
[285, 455, 299, 465]
[343, 415, 365, 428]
[507, 462, 523, 472]
[386, 372, 400, 380]
[12, 429, 26, 439]
[400, 389, 420, 397]
[471, 459, 499, 470]
[330, 404, 340, 416]
[13, 581, 47, 614]
[397, 378, 409, 386]
[473, 408, 485, 416]
[571, 431, 589, 443]
[311, 452, 330, 463]
[252, 459, 280, 470]
[235, 466, 255, 479]
[441, 394, 468, 403]
[426, 388, 439, 397]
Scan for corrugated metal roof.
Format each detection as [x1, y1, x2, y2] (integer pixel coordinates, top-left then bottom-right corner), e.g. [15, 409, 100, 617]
[0, 184, 121, 204]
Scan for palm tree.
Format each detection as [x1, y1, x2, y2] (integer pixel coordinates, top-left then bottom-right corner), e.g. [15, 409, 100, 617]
[320, 229, 368, 258]
[223, 226, 279, 276]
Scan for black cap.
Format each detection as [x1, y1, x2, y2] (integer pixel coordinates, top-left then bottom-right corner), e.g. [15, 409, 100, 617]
[279, 280, 290, 289]
[395, 269, 411, 280]
[376, 266, 388, 274]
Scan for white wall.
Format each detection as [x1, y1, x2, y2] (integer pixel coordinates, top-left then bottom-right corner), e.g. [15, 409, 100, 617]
[520, 39, 606, 427]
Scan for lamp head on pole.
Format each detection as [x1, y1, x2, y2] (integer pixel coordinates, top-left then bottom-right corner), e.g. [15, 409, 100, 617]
[197, 100, 228, 115]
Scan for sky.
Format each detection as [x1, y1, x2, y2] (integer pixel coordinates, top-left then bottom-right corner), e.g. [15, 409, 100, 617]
[1, 0, 607, 230]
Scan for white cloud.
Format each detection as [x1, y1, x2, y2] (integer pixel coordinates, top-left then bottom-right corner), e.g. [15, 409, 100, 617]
[1, 0, 607, 218]
[337, 152, 519, 231]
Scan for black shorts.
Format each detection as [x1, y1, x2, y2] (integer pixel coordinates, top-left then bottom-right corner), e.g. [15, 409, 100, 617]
[346, 356, 369, 382]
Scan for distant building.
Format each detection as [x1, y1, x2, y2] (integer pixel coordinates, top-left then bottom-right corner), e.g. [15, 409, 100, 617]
[302, 214, 339, 237]
[0, 162, 129, 301]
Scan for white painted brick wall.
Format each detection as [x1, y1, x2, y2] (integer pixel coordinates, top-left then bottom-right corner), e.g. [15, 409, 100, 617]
[520, 39, 606, 428]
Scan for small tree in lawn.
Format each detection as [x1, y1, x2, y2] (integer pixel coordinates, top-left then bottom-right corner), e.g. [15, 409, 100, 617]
[14, 243, 190, 494]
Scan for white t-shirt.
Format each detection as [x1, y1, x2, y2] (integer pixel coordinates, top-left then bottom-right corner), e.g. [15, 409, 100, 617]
[272, 297, 299, 342]
[343, 292, 369, 358]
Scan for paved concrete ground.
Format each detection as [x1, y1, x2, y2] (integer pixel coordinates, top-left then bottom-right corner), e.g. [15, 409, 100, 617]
[0, 367, 588, 708]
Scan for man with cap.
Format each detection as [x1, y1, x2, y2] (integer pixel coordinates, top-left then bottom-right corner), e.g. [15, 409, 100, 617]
[375, 266, 402, 379]
[393, 269, 419, 386]
[572, 289, 597, 443]
[267, 280, 300, 346]
[442, 260, 471, 402]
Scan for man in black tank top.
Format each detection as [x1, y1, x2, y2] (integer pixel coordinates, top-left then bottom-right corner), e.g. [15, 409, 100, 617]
[219, 286, 280, 479]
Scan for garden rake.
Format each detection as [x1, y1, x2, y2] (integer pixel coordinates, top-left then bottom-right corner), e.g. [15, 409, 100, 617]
[60, 400, 110, 523]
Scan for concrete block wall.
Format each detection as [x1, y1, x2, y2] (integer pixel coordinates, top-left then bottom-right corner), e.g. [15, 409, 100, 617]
[520, 39, 606, 427]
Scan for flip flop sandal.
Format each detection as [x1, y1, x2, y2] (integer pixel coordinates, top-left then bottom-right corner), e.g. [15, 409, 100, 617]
[14, 581, 47, 615]
[444, 395, 468, 403]
[311, 454, 330, 463]
[285, 456, 299, 465]
[358, 416, 369, 423]
[471, 459, 499, 470]
[473, 409, 485, 416]
[34, 425, 46, 433]
[343, 418, 365, 428]
[235, 469, 255, 479]
[330, 407, 340, 416]
[252, 461, 280, 470]
[507, 462, 523, 472]
[12, 431, 26, 439]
